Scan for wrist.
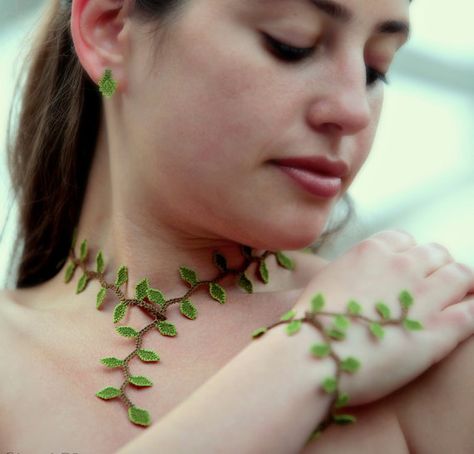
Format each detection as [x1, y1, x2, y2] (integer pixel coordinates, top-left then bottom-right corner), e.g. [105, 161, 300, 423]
[257, 319, 337, 425]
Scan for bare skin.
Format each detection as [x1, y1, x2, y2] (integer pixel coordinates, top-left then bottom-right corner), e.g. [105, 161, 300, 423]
[4, 0, 474, 452]
[0, 251, 319, 452]
[1, 251, 473, 453]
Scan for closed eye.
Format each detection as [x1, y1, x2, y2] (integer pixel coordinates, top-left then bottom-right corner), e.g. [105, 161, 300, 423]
[262, 33, 389, 87]
[264, 33, 315, 61]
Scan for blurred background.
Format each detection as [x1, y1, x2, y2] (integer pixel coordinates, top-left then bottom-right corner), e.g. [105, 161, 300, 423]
[0, 0, 473, 287]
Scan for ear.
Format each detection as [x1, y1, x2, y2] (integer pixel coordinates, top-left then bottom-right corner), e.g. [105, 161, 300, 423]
[70, 0, 132, 92]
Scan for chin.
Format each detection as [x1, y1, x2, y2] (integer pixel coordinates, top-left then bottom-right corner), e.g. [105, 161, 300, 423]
[242, 224, 325, 252]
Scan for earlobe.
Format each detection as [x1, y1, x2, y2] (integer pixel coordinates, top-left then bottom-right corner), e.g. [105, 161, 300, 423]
[70, 0, 128, 90]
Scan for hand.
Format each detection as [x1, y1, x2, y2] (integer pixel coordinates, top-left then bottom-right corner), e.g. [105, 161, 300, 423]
[292, 229, 474, 407]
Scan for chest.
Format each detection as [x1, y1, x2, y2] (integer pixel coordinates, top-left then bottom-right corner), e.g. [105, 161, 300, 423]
[1, 290, 302, 453]
[1, 293, 469, 454]
[1, 339, 248, 454]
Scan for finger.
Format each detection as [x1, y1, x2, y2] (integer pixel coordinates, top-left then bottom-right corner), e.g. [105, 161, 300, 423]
[403, 242, 455, 277]
[423, 262, 474, 311]
[367, 229, 417, 253]
[429, 295, 474, 360]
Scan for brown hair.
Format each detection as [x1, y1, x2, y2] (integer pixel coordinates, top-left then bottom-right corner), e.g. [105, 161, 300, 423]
[5, 0, 359, 289]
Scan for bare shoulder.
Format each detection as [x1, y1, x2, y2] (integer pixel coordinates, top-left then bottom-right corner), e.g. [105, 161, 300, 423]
[0, 288, 24, 349]
[0, 290, 20, 406]
[0, 289, 37, 392]
[0, 289, 16, 340]
[0, 288, 27, 335]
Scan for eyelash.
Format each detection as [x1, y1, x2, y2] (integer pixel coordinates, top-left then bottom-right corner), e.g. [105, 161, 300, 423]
[264, 34, 390, 87]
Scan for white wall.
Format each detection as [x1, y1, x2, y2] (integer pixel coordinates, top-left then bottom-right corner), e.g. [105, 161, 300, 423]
[1, 3, 48, 287]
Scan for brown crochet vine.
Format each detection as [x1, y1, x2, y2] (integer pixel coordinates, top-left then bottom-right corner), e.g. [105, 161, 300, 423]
[64, 232, 423, 442]
[64, 233, 296, 427]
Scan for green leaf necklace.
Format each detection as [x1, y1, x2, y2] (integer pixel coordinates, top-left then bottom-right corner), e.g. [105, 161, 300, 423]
[64, 233, 423, 442]
[64, 234, 295, 427]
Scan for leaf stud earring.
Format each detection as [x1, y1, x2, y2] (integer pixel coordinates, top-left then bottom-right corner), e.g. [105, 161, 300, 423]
[98, 68, 118, 98]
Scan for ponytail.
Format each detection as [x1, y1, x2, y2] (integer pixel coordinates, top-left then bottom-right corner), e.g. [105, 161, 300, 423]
[7, 0, 100, 288]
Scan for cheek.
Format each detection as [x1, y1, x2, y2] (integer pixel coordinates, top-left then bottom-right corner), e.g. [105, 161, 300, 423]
[129, 73, 270, 202]
[155, 15, 283, 166]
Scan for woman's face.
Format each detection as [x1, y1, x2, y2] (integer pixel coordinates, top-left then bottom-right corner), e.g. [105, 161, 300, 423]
[116, 0, 410, 249]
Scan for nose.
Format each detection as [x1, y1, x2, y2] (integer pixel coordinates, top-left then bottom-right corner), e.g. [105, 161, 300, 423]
[306, 59, 373, 136]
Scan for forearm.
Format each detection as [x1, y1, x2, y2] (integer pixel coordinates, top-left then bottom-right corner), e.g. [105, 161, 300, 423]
[116, 323, 335, 454]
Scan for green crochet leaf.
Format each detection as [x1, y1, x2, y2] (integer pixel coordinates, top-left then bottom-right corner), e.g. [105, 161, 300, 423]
[311, 293, 325, 313]
[115, 266, 128, 287]
[369, 322, 385, 340]
[96, 288, 107, 310]
[238, 273, 253, 294]
[341, 357, 361, 374]
[96, 386, 121, 400]
[100, 357, 124, 368]
[399, 290, 414, 310]
[76, 273, 89, 294]
[257, 260, 269, 284]
[310, 343, 331, 358]
[403, 319, 424, 331]
[64, 262, 76, 283]
[148, 288, 166, 306]
[129, 375, 153, 387]
[335, 392, 350, 409]
[322, 377, 337, 393]
[280, 309, 296, 322]
[179, 266, 198, 287]
[96, 250, 105, 273]
[137, 349, 160, 362]
[286, 320, 302, 336]
[135, 278, 150, 301]
[209, 282, 226, 304]
[276, 251, 295, 270]
[116, 326, 139, 338]
[334, 315, 350, 331]
[213, 252, 227, 272]
[375, 302, 391, 320]
[333, 414, 357, 425]
[347, 300, 362, 316]
[251, 327, 267, 338]
[128, 406, 151, 427]
[180, 299, 197, 320]
[113, 301, 128, 324]
[327, 328, 346, 340]
[156, 321, 177, 337]
[80, 239, 88, 261]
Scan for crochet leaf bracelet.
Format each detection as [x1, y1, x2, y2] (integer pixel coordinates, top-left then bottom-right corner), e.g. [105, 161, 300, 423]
[64, 234, 423, 442]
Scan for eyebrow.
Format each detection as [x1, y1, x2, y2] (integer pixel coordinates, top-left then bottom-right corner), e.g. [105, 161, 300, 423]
[310, 0, 411, 41]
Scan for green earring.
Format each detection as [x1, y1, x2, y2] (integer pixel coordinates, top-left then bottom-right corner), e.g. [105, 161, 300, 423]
[98, 68, 118, 98]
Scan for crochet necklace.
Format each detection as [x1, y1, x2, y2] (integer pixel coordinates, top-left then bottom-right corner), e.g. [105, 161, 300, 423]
[64, 232, 421, 442]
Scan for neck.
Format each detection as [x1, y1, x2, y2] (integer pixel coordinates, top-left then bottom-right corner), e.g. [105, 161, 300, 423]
[58, 112, 303, 300]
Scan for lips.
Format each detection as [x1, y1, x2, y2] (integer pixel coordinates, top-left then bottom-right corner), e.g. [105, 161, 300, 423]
[271, 155, 348, 198]
[271, 156, 349, 178]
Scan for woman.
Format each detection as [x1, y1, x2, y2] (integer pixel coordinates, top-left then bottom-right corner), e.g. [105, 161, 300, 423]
[2, 0, 474, 452]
